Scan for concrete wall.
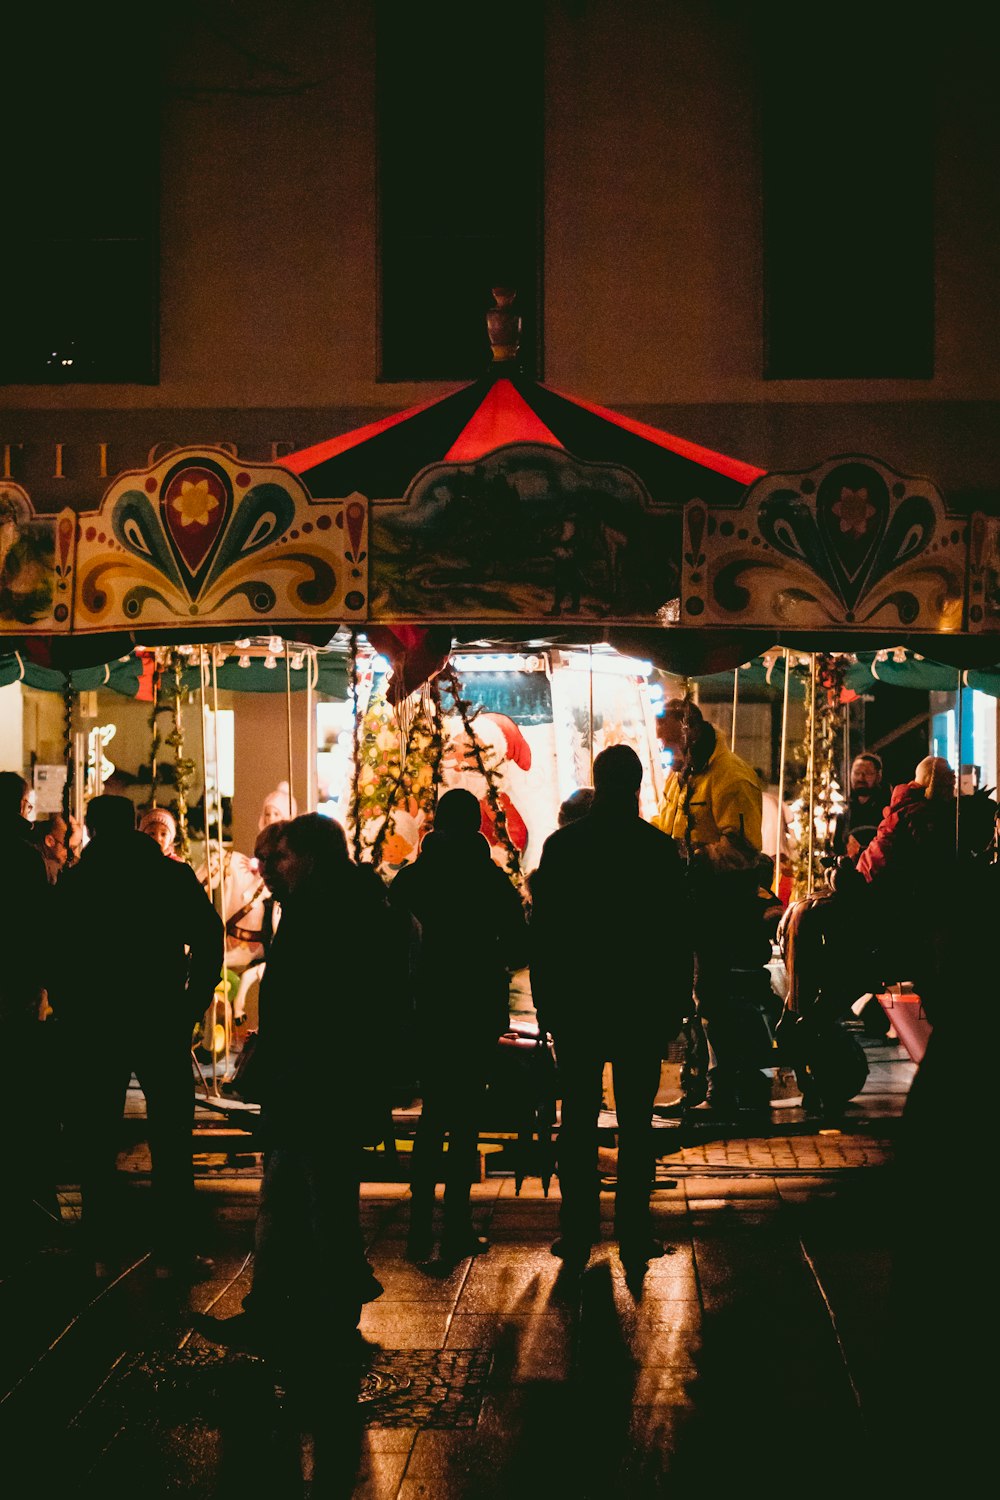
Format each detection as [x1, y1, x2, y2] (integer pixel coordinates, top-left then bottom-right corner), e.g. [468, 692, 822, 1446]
[0, 0, 996, 429]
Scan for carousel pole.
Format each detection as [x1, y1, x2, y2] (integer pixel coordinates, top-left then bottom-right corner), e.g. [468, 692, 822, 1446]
[806, 652, 817, 898]
[731, 667, 739, 752]
[587, 643, 595, 782]
[211, 646, 231, 1074]
[349, 630, 362, 862]
[198, 650, 214, 903]
[197, 648, 220, 1093]
[306, 648, 316, 811]
[284, 642, 295, 819]
[775, 649, 791, 885]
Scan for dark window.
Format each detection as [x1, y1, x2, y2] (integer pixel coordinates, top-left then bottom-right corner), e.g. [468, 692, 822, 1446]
[0, 16, 159, 385]
[761, 14, 933, 379]
[377, 3, 543, 380]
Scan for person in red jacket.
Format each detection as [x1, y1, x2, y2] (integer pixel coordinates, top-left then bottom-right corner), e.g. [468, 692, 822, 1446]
[856, 756, 956, 1012]
[856, 756, 955, 886]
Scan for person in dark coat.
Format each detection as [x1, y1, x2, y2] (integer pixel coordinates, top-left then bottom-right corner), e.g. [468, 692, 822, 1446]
[0, 772, 53, 1257]
[50, 794, 223, 1275]
[218, 814, 406, 1378]
[530, 745, 691, 1274]
[390, 787, 529, 1263]
[0, 772, 49, 1014]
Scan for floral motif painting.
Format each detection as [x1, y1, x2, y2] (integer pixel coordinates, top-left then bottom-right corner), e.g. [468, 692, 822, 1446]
[72, 449, 368, 632]
[681, 456, 965, 632]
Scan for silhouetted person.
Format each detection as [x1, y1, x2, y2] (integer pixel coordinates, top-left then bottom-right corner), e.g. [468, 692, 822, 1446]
[530, 745, 690, 1273]
[209, 815, 404, 1392]
[252, 820, 286, 961]
[390, 787, 529, 1263]
[0, 772, 53, 1256]
[50, 794, 223, 1276]
[557, 786, 595, 826]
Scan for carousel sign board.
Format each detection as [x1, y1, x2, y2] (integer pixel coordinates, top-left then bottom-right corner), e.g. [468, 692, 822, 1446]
[71, 449, 368, 633]
[367, 442, 682, 624]
[680, 456, 966, 634]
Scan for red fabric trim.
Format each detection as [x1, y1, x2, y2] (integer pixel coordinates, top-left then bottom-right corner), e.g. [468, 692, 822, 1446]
[283, 387, 467, 474]
[543, 386, 766, 484]
[444, 379, 563, 461]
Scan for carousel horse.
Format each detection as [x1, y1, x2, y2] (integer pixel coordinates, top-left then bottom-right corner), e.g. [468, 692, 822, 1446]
[194, 789, 294, 1058]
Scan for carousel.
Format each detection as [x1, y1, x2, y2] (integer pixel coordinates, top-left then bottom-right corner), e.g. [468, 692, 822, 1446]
[3, 299, 999, 1133]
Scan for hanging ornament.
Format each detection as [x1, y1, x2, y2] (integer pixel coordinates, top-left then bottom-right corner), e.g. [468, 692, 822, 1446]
[366, 625, 453, 704]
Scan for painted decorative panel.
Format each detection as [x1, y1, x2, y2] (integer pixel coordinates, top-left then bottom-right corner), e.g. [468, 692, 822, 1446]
[681, 456, 965, 633]
[0, 483, 75, 634]
[369, 443, 682, 623]
[73, 449, 368, 633]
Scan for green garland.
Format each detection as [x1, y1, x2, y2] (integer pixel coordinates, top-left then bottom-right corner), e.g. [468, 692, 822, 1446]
[354, 677, 442, 872]
[349, 630, 363, 863]
[788, 653, 848, 899]
[61, 673, 77, 866]
[164, 649, 195, 862]
[148, 658, 163, 810]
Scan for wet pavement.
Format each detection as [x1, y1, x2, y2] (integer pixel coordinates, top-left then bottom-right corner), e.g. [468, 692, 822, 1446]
[0, 1032, 968, 1496]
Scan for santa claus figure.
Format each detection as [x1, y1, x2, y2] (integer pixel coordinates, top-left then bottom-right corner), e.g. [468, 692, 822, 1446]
[442, 711, 532, 866]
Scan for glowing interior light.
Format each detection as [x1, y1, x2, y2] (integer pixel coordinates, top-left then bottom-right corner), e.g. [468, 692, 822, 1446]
[564, 654, 653, 677]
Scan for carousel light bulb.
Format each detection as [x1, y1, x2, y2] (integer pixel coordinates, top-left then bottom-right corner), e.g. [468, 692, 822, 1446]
[235, 639, 251, 649]
[238, 655, 251, 668]
[264, 654, 277, 670]
[291, 652, 305, 671]
[268, 636, 282, 655]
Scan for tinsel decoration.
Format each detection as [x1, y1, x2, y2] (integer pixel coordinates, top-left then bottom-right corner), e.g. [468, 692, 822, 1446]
[442, 664, 524, 887]
[61, 672, 77, 865]
[148, 656, 163, 810]
[165, 649, 195, 862]
[349, 629, 363, 863]
[788, 653, 848, 899]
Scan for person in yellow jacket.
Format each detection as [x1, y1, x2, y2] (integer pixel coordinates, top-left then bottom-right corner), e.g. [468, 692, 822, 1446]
[653, 700, 763, 865]
[654, 699, 777, 1114]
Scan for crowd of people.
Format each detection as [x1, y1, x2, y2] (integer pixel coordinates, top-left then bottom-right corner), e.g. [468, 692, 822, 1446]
[1, 709, 996, 1390]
